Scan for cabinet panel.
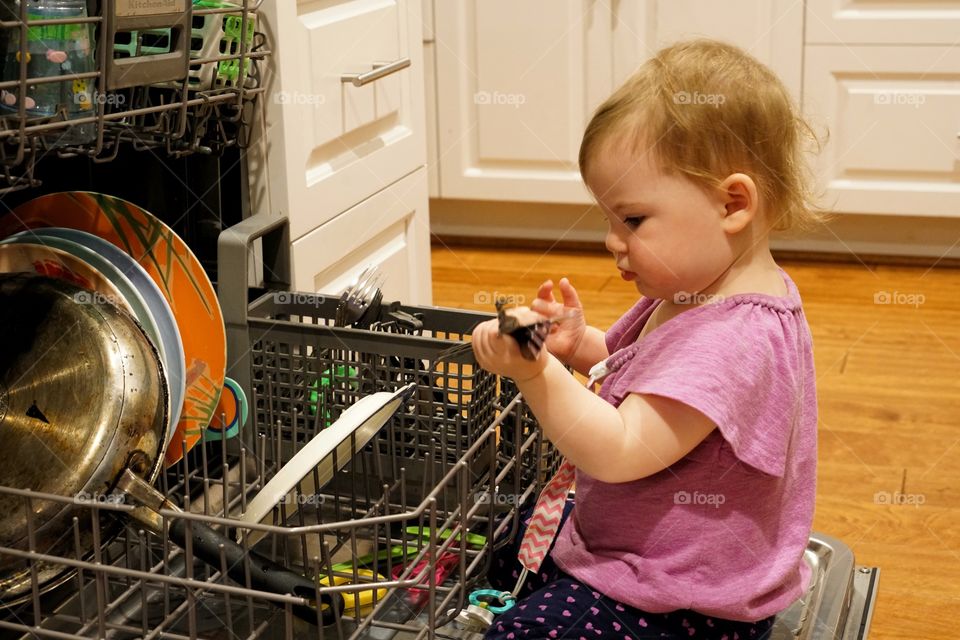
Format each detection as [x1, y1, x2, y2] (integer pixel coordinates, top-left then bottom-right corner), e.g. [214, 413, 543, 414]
[434, 0, 609, 204]
[425, 40, 439, 198]
[652, 0, 802, 101]
[290, 168, 432, 305]
[433, 0, 803, 204]
[807, 0, 960, 45]
[804, 46, 960, 217]
[253, 0, 426, 242]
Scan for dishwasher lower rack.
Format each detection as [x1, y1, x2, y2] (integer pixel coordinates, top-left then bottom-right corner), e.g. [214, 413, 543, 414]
[0, 393, 552, 640]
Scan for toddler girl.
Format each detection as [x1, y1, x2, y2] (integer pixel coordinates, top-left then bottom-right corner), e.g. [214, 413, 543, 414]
[472, 39, 821, 639]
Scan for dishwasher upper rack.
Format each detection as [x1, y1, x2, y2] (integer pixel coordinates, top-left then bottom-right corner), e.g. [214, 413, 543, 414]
[0, 0, 270, 194]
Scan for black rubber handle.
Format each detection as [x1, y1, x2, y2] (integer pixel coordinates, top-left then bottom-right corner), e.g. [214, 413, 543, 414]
[168, 519, 343, 626]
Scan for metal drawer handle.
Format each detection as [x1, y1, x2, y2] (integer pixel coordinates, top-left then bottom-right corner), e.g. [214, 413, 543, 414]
[341, 58, 411, 87]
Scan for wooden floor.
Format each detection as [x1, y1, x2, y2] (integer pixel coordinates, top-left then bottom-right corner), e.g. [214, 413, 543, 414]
[431, 242, 960, 640]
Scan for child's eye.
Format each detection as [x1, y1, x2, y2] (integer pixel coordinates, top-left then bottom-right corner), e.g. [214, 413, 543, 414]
[624, 216, 646, 228]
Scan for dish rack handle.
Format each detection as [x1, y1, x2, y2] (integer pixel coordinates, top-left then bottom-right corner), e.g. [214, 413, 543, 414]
[217, 212, 290, 404]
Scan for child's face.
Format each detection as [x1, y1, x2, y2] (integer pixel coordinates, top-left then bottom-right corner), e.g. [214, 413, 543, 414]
[585, 142, 736, 301]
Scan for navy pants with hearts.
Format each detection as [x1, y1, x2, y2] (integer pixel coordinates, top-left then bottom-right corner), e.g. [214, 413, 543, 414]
[484, 499, 775, 640]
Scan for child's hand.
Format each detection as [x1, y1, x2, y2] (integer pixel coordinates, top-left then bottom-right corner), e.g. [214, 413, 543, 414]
[472, 307, 550, 382]
[531, 278, 586, 365]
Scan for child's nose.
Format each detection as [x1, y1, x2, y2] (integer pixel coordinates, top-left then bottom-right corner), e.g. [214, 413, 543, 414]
[604, 227, 627, 255]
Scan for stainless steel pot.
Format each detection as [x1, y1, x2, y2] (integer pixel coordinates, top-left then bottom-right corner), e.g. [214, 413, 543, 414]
[0, 272, 169, 603]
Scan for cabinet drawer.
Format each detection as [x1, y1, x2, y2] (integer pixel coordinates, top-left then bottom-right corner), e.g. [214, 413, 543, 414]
[806, 0, 960, 45]
[257, 0, 427, 242]
[290, 168, 431, 305]
[803, 45, 960, 217]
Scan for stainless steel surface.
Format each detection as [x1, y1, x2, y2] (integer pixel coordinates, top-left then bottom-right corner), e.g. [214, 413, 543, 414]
[341, 58, 412, 87]
[0, 273, 168, 605]
[768, 532, 879, 640]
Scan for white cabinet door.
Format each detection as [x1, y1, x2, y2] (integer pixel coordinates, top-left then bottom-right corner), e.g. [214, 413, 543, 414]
[253, 0, 427, 242]
[807, 0, 960, 45]
[290, 168, 432, 305]
[434, 0, 614, 204]
[651, 0, 803, 101]
[432, 1, 803, 204]
[803, 45, 960, 218]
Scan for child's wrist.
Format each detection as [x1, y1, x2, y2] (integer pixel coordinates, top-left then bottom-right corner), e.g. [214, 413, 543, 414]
[512, 356, 551, 384]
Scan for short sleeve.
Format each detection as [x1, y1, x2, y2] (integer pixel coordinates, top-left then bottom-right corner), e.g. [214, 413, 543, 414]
[601, 300, 807, 477]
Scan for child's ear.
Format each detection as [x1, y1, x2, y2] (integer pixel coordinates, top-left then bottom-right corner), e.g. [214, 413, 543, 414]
[717, 173, 758, 234]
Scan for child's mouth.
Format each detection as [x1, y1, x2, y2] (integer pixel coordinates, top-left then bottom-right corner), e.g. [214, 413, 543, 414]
[619, 269, 637, 281]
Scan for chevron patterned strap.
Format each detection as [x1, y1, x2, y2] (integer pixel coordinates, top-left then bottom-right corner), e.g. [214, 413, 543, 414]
[516, 458, 576, 572]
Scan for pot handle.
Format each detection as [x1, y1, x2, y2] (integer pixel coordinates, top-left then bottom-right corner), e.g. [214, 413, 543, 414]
[117, 469, 342, 626]
[167, 517, 342, 626]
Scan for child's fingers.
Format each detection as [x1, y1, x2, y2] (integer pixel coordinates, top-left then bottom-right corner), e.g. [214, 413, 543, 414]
[530, 297, 558, 317]
[557, 277, 583, 310]
[536, 280, 555, 303]
[471, 319, 495, 362]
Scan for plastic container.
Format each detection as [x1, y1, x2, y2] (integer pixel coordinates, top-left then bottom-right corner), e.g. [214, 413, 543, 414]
[0, 0, 96, 145]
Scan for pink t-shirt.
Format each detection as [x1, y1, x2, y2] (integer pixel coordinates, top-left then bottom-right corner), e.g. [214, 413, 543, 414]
[550, 269, 816, 622]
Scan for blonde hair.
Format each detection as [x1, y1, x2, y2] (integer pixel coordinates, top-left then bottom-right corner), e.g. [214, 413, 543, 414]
[580, 39, 827, 232]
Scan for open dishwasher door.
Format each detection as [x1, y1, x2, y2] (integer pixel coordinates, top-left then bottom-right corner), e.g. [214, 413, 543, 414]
[769, 532, 879, 640]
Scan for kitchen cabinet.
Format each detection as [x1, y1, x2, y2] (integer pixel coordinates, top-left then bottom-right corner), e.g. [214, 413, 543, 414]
[428, 0, 802, 204]
[803, 45, 960, 218]
[290, 168, 431, 303]
[806, 0, 960, 45]
[250, 0, 431, 303]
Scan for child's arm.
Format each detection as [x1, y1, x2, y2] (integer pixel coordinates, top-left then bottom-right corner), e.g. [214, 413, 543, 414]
[565, 326, 608, 376]
[472, 320, 716, 483]
[531, 278, 609, 376]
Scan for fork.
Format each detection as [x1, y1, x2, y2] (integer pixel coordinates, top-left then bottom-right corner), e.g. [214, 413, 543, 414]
[335, 266, 383, 327]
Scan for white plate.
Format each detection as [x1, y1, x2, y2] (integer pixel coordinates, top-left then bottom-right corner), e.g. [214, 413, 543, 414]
[237, 384, 415, 547]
